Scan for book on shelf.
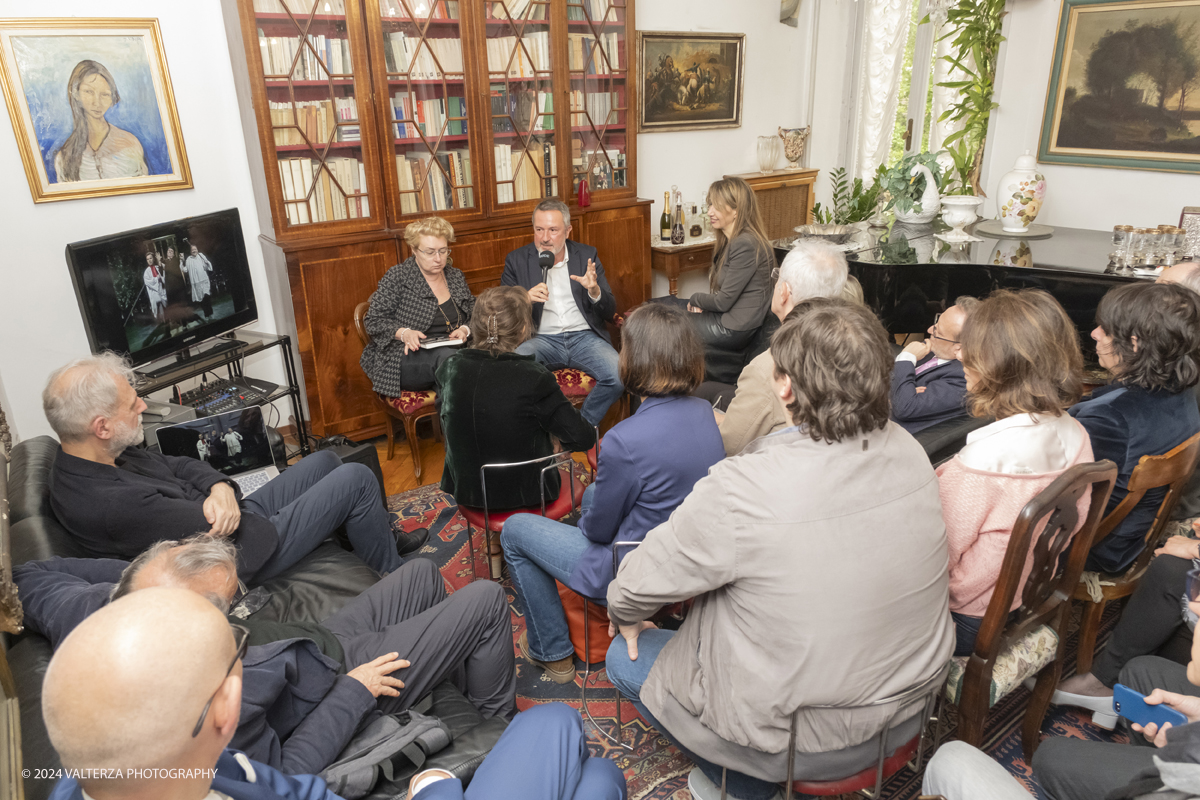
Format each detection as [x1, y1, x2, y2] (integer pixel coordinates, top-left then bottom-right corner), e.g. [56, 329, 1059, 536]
[493, 143, 513, 203]
[489, 87, 514, 132]
[259, 33, 352, 79]
[487, 0, 547, 21]
[567, 32, 622, 73]
[485, 34, 548, 78]
[278, 156, 372, 223]
[255, 0, 347, 14]
[269, 99, 359, 147]
[384, 31, 464, 78]
[380, 0, 459, 19]
[568, 89, 621, 127]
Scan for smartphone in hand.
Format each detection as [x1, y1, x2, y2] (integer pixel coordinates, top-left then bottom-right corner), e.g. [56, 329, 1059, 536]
[1113, 683, 1189, 729]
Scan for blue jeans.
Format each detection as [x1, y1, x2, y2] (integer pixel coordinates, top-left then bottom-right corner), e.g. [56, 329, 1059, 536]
[502, 484, 596, 662]
[605, 630, 780, 800]
[243, 450, 402, 579]
[517, 330, 623, 426]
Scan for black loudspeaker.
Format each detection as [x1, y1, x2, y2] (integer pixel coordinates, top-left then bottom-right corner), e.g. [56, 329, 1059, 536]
[321, 440, 388, 507]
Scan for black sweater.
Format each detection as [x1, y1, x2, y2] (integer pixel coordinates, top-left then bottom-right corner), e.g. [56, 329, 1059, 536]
[50, 446, 279, 578]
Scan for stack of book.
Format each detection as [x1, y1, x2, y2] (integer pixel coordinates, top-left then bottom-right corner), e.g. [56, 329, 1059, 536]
[494, 142, 557, 203]
[269, 98, 358, 146]
[485, 33, 549, 77]
[258, 33, 352, 78]
[567, 31, 622, 73]
[278, 156, 369, 224]
[391, 94, 467, 140]
[568, 90, 620, 127]
[397, 150, 474, 213]
[384, 32, 464, 78]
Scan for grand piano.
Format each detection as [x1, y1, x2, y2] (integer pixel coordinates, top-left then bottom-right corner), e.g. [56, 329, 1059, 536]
[773, 222, 1155, 364]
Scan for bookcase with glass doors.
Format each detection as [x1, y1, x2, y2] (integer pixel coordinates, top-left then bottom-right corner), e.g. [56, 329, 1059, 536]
[234, 0, 650, 439]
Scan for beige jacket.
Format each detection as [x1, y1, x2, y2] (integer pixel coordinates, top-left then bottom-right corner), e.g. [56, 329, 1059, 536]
[720, 350, 787, 456]
[607, 424, 954, 764]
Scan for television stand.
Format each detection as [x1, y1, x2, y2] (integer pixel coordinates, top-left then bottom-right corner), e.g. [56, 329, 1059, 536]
[137, 338, 246, 380]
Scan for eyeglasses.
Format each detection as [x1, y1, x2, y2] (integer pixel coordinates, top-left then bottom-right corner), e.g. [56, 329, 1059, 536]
[417, 247, 451, 258]
[930, 312, 960, 344]
[192, 624, 250, 737]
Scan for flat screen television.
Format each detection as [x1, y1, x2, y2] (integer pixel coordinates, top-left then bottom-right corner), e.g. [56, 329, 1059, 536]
[65, 208, 258, 371]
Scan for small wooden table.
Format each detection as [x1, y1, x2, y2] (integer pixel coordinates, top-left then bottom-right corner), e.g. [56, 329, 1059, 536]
[650, 238, 714, 295]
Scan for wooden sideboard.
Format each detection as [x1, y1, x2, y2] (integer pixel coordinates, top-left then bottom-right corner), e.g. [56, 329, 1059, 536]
[650, 239, 714, 296]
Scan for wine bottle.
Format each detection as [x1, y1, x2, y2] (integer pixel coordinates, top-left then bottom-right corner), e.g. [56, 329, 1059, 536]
[671, 186, 685, 244]
[660, 191, 671, 242]
[689, 202, 703, 240]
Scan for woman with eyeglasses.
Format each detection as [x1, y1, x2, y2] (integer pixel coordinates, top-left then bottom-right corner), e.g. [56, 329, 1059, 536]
[360, 217, 475, 395]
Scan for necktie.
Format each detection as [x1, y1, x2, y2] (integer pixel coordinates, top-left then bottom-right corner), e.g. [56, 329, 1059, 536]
[914, 358, 940, 376]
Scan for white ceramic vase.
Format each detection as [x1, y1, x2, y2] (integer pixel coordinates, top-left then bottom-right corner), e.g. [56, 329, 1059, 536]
[996, 151, 1046, 233]
[893, 164, 941, 225]
[939, 195, 983, 241]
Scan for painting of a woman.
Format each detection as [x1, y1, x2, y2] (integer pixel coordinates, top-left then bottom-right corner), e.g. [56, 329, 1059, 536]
[53, 59, 148, 182]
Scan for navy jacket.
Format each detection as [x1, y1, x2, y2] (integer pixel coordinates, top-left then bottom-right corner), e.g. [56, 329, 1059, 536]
[1070, 383, 1200, 573]
[13, 558, 375, 776]
[49, 750, 343, 800]
[50, 446, 279, 579]
[890, 357, 969, 434]
[501, 240, 616, 343]
[568, 396, 725, 601]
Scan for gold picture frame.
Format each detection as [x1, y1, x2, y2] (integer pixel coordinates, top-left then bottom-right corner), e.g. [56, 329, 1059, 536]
[0, 18, 192, 203]
[637, 31, 745, 133]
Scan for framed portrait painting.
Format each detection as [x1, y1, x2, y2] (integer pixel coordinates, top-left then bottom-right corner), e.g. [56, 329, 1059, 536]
[1038, 0, 1200, 173]
[637, 31, 745, 133]
[0, 18, 192, 203]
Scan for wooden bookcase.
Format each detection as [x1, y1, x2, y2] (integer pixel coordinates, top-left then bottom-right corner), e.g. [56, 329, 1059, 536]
[231, 0, 650, 440]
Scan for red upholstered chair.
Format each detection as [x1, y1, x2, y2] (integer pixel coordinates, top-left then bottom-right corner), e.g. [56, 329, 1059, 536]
[458, 452, 585, 580]
[353, 301, 441, 480]
[554, 368, 596, 410]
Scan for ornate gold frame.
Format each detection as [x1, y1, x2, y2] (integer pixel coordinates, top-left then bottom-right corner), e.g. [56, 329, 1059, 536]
[637, 31, 745, 133]
[0, 17, 192, 203]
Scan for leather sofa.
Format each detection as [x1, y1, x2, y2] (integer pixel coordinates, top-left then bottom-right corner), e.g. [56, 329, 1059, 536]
[2, 435, 505, 800]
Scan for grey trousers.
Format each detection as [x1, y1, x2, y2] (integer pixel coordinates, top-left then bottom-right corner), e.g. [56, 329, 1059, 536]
[921, 741, 1033, 800]
[1032, 655, 1200, 800]
[322, 558, 517, 719]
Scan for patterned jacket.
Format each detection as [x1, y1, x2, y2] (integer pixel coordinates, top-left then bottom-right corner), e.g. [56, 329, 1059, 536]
[360, 257, 476, 396]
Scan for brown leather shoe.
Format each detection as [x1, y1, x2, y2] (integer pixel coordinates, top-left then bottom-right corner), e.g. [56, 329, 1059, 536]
[518, 631, 577, 684]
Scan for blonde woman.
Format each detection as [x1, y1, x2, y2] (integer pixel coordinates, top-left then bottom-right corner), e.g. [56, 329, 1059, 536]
[361, 216, 475, 394]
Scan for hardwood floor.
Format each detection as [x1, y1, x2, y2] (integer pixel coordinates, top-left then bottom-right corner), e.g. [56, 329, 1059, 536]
[371, 433, 446, 496]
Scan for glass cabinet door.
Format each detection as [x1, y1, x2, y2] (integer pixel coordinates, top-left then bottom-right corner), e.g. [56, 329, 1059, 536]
[375, 0, 475, 216]
[485, 0, 558, 207]
[252, 0, 374, 227]
[566, 0, 628, 196]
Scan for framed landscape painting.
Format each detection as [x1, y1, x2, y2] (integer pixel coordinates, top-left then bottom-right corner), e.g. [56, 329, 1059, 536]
[1039, 0, 1200, 173]
[0, 18, 192, 203]
[637, 31, 745, 133]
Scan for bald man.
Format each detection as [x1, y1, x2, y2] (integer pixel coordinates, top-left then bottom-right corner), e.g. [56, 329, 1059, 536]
[16, 537, 515, 776]
[44, 587, 345, 800]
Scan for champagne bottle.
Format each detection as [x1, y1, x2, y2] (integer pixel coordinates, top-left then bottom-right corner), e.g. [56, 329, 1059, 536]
[660, 191, 671, 242]
[671, 186, 685, 245]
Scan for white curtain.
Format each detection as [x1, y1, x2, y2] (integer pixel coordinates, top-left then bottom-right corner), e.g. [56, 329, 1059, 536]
[927, 30, 969, 154]
[854, 0, 912, 180]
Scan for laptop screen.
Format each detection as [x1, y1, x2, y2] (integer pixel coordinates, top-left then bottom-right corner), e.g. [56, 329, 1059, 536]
[154, 407, 275, 477]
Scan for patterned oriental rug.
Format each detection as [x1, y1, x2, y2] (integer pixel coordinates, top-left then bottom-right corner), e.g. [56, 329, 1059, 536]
[387, 482, 1126, 800]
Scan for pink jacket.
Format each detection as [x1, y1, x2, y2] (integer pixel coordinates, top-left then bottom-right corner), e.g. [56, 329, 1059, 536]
[936, 413, 1094, 617]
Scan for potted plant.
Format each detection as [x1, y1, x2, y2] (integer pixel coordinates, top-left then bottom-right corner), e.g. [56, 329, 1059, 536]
[881, 153, 943, 224]
[811, 166, 887, 226]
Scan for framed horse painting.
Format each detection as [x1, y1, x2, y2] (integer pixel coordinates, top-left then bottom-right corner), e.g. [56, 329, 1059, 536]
[637, 31, 745, 133]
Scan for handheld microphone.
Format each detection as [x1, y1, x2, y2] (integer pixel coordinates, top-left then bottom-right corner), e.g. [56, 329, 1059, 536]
[538, 250, 553, 285]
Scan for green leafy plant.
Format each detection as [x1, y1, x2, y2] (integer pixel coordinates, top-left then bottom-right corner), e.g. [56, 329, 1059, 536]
[878, 232, 917, 265]
[811, 166, 887, 225]
[932, 0, 1007, 195]
[881, 153, 943, 214]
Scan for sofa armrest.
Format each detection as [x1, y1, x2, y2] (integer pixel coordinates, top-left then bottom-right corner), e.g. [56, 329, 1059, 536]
[913, 414, 994, 466]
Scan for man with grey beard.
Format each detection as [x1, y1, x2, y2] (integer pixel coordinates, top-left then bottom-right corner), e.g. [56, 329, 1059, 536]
[43, 352, 411, 581]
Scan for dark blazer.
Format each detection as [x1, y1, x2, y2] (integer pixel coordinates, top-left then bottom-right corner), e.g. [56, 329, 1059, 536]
[890, 357, 969, 434]
[500, 240, 616, 343]
[436, 348, 596, 509]
[50, 446, 278, 579]
[1070, 383, 1200, 573]
[14, 557, 375, 778]
[689, 233, 773, 332]
[361, 258, 476, 396]
[568, 396, 725, 601]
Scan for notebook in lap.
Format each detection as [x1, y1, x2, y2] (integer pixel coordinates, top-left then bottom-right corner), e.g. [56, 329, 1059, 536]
[154, 406, 279, 496]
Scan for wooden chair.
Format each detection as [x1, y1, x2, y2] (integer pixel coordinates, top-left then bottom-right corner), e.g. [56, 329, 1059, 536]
[352, 301, 441, 480]
[946, 460, 1116, 759]
[1073, 431, 1200, 674]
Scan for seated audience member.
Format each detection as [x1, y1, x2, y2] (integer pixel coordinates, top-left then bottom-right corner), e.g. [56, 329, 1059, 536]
[501, 304, 724, 683]
[501, 198, 622, 426]
[360, 216, 475, 394]
[938, 289, 1092, 657]
[717, 239, 849, 456]
[406, 703, 626, 800]
[1052, 532, 1198, 723]
[16, 536, 515, 776]
[890, 297, 978, 434]
[43, 587, 347, 800]
[43, 354, 420, 581]
[1069, 282, 1200, 574]
[1159, 261, 1200, 295]
[437, 286, 595, 515]
[1157, 262, 1200, 529]
[604, 298, 954, 800]
[682, 177, 773, 363]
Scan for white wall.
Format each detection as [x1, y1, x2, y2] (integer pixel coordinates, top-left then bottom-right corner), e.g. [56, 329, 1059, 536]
[982, 0, 1195, 229]
[0, 1, 286, 439]
[636, 0, 819, 297]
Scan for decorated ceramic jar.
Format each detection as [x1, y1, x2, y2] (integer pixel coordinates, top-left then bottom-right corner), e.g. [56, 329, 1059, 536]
[996, 151, 1046, 233]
